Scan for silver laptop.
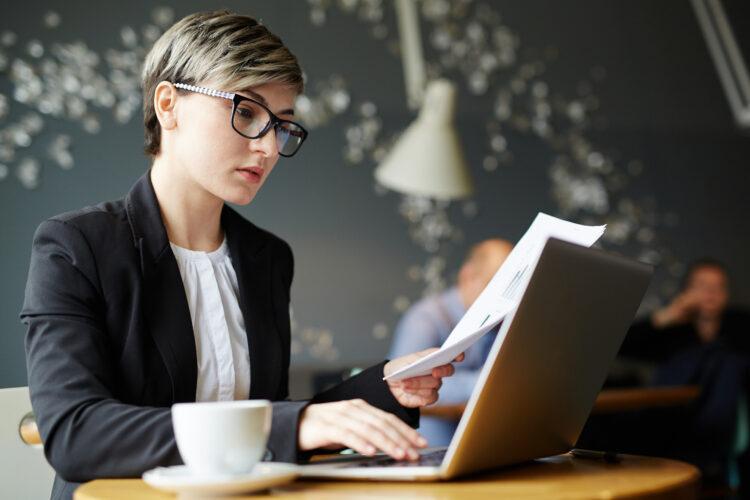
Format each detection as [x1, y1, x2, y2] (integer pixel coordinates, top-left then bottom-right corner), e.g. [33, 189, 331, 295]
[300, 238, 653, 480]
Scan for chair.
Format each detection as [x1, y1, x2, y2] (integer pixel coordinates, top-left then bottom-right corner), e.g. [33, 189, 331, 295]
[0, 386, 55, 499]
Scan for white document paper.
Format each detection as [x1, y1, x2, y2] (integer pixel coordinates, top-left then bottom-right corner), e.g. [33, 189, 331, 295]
[384, 213, 606, 381]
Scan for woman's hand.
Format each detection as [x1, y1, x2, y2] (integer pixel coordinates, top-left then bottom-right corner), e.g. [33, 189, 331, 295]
[384, 348, 465, 408]
[298, 399, 427, 460]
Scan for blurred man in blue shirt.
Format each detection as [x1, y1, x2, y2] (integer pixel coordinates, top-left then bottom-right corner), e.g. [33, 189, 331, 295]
[389, 239, 513, 445]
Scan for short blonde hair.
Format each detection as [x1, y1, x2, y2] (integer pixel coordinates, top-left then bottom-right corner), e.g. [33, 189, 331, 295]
[141, 10, 304, 157]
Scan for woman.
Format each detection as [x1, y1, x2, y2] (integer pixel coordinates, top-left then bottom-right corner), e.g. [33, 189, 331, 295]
[21, 10, 461, 500]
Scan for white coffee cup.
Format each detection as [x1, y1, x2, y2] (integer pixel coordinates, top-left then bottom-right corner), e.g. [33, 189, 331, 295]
[172, 400, 272, 476]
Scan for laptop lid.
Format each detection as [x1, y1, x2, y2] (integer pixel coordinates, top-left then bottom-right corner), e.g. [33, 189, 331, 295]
[441, 238, 652, 478]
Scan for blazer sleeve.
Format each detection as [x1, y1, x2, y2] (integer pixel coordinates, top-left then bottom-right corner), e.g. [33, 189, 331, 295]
[267, 401, 310, 462]
[22, 219, 185, 482]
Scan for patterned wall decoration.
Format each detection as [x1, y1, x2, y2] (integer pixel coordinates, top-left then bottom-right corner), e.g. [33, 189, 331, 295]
[0, 1, 683, 362]
[299, 0, 684, 359]
[0, 7, 177, 188]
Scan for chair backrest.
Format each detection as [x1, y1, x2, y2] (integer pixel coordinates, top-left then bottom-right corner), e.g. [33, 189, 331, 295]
[0, 386, 55, 499]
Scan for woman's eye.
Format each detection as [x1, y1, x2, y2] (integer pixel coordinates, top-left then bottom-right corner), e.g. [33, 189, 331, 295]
[237, 107, 254, 119]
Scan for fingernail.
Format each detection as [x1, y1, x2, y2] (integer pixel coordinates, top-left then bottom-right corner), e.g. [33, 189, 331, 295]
[366, 445, 376, 455]
[417, 437, 428, 446]
[395, 448, 405, 458]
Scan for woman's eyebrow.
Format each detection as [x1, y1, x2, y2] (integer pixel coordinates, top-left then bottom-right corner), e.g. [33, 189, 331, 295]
[241, 88, 267, 105]
[238, 89, 295, 116]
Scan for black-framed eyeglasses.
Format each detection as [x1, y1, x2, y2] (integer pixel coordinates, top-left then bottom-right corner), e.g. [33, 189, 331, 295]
[173, 82, 308, 157]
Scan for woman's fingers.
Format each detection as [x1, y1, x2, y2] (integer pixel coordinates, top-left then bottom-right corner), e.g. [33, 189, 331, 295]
[347, 401, 423, 460]
[400, 375, 443, 390]
[299, 400, 426, 461]
[402, 388, 440, 397]
[391, 384, 441, 402]
[342, 410, 411, 458]
[337, 417, 407, 459]
[399, 366, 453, 390]
[400, 389, 440, 404]
[398, 364, 454, 388]
[352, 399, 426, 449]
[432, 364, 455, 378]
[333, 426, 377, 457]
[347, 406, 420, 459]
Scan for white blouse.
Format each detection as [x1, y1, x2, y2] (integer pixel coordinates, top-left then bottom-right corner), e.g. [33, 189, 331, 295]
[170, 238, 251, 402]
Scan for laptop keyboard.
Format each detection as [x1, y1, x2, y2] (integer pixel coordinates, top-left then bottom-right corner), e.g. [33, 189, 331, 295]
[346, 449, 446, 468]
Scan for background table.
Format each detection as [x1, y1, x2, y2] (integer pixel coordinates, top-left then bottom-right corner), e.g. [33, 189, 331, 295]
[74, 453, 700, 499]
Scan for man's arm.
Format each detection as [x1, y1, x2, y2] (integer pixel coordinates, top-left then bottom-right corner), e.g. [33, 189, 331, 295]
[389, 302, 444, 360]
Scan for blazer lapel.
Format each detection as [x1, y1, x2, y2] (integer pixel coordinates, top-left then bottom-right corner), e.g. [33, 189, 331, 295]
[222, 207, 281, 400]
[125, 172, 197, 403]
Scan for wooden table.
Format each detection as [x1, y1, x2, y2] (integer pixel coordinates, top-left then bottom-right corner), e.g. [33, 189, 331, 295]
[422, 385, 701, 421]
[593, 385, 700, 414]
[74, 453, 700, 499]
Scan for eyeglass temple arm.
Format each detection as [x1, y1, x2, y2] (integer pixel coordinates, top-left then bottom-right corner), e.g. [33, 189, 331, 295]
[173, 82, 235, 102]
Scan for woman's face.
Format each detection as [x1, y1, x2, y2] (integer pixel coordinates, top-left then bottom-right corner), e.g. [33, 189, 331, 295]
[170, 81, 298, 205]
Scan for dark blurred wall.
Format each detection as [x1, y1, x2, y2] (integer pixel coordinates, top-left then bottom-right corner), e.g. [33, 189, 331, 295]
[1, 0, 748, 388]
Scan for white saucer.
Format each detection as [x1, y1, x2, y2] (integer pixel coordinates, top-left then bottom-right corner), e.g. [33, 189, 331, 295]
[143, 462, 298, 496]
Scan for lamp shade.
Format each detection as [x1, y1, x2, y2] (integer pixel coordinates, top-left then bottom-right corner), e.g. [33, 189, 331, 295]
[374, 79, 474, 200]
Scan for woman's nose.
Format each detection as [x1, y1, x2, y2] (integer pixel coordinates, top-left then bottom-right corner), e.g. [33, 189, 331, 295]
[250, 127, 278, 158]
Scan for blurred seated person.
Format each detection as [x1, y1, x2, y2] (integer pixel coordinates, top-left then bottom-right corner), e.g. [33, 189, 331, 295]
[621, 258, 750, 359]
[617, 258, 750, 487]
[389, 239, 513, 446]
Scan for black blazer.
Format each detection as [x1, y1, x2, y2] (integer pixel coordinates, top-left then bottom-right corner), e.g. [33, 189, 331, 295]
[21, 172, 417, 500]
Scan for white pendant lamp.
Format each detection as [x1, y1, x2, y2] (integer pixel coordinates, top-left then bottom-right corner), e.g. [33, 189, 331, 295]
[374, 79, 473, 200]
[375, 0, 474, 200]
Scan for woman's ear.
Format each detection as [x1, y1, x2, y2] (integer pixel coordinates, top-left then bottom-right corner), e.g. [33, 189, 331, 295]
[154, 81, 178, 130]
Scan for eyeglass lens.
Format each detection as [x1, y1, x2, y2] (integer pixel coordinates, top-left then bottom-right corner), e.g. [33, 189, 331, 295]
[233, 100, 305, 156]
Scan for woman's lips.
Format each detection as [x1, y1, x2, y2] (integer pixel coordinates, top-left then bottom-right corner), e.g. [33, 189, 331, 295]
[237, 167, 263, 184]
